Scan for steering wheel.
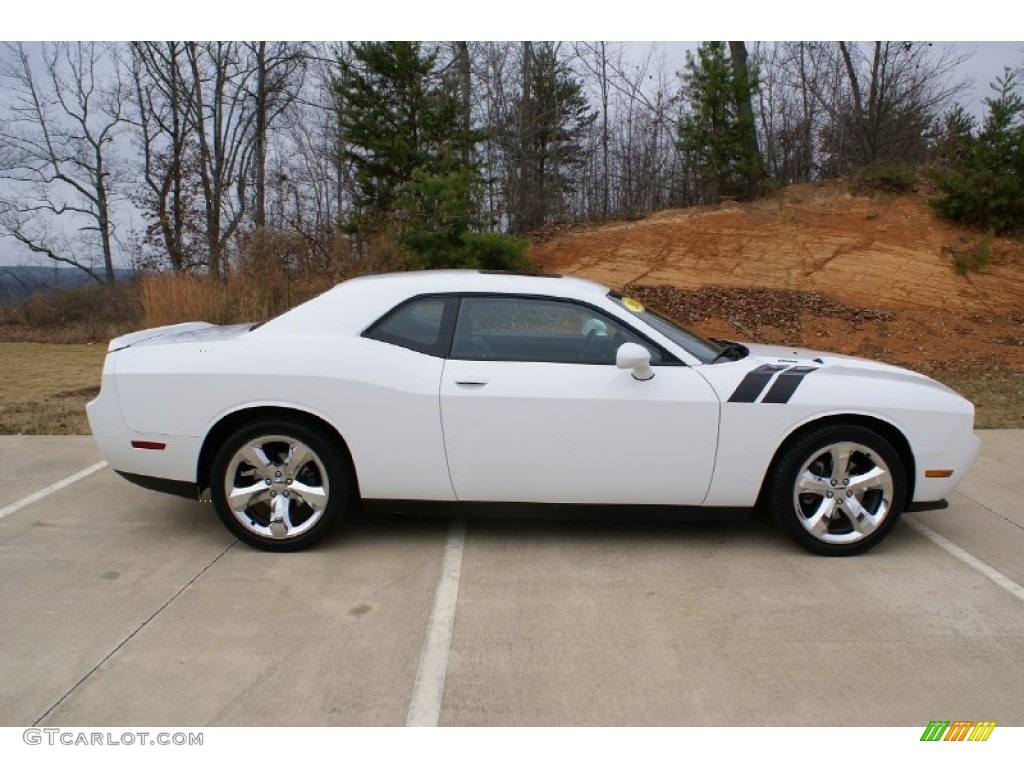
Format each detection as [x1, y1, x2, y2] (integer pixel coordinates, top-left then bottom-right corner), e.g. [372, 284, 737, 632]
[577, 329, 599, 361]
[467, 335, 493, 359]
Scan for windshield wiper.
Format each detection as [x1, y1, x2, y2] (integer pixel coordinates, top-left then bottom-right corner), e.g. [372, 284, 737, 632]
[709, 340, 746, 364]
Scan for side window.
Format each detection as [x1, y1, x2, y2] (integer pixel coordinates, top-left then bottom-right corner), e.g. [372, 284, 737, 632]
[365, 297, 449, 356]
[451, 296, 664, 364]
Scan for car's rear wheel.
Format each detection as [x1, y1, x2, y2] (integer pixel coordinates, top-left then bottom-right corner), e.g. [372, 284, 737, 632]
[210, 420, 349, 551]
[765, 424, 907, 555]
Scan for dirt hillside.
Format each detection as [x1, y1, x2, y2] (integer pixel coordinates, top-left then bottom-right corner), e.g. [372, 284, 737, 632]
[529, 181, 1023, 428]
[531, 181, 1024, 312]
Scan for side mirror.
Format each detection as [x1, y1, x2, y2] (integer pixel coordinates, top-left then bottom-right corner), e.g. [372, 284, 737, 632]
[616, 343, 655, 381]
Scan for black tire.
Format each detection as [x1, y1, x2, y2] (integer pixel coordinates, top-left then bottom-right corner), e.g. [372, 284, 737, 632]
[764, 423, 907, 556]
[210, 419, 350, 552]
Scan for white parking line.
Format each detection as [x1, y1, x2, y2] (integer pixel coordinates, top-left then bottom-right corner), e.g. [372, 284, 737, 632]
[406, 519, 467, 727]
[0, 461, 108, 521]
[904, 516, 1024, 602]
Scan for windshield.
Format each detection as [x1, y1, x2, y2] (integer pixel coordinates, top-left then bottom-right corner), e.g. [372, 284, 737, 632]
[608, 291, 724, 364]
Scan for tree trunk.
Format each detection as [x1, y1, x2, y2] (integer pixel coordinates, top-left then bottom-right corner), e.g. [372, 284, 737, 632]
[255, 41, 267, 229]
[728, 41, 761, 197]
[600, 41, 610, 218]
[456, 42, 471, 167]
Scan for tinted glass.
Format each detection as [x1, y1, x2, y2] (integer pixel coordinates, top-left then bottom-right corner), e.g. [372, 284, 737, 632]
[608, 292, 722, 363]
[366, 298, 446, 355]
[451, 296, 663, 364]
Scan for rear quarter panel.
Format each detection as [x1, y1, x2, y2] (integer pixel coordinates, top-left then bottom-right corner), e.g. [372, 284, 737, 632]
[112, 335, 455, 501]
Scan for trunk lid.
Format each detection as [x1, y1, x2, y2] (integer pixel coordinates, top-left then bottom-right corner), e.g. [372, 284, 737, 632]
[109, 322, 252, 352]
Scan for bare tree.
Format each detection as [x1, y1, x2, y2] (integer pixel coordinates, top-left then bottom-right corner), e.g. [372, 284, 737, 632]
[275, 44, 349, 238]
[816, 42, 969, 172]
[754, 41, 820, 182]
[245, 41, 308, 230]
[573, 42, 614, 218]
[130, 41, 204, 272]
[0, 42, 130, 283]
[182, 41, 258, 278]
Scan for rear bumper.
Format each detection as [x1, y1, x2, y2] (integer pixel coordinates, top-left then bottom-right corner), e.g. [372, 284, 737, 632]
[115, 471, 199, 500]
[87, 358, 201, 485]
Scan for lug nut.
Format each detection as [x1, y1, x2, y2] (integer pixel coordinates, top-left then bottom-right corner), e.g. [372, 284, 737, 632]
[270, 491, 276, 497]
[265, 479, 271, 485]
[286, 479, 293, 485]
[847, 491, 853, 497]
[826, 492, 833, 498]
[283, 491, 289, 498]
[831, 479, 837, 486]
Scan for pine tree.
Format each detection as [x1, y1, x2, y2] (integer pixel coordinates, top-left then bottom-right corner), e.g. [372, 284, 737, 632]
[334, 43, 471, 233]
[931, 70, 1024, 234]
[677, 41, 763, 203]
[334, 42, 525, 269]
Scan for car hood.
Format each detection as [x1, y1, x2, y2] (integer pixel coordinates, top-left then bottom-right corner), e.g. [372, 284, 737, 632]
[744, 342, 903, 371]
[108, 322, 253, 351]
[741, 342, 958, 394]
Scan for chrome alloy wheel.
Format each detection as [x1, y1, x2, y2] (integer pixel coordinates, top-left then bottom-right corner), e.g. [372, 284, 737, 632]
[223, 434, 329, 540]
[792, 441, 895, 546]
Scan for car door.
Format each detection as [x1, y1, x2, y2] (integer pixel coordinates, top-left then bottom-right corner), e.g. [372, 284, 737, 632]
[439, 295, 720, 505]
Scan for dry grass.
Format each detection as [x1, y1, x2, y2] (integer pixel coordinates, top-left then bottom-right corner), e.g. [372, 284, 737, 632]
[138, 227, 410, 326]
[0, 343, 106, 434]
[138, 272, 334, 327]
[0, 280, 141, 343]
[916, 365, 1024, 430]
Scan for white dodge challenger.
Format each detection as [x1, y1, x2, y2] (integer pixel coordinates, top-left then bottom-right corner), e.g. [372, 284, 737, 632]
[87, 271, 980, 555]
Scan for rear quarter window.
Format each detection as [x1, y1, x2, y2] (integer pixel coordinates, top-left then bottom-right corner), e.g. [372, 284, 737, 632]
[364, 297, 451, 356]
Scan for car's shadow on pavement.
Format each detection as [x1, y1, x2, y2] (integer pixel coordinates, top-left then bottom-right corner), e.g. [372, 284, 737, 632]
[324, 504, 787, 554]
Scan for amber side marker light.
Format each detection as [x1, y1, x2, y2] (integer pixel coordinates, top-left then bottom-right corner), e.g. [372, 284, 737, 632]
[131, 441, 166, 450]
[925, 469, 955, 478]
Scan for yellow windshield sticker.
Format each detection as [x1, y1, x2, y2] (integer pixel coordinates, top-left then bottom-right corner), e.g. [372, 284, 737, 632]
[623, 297, 645, 313]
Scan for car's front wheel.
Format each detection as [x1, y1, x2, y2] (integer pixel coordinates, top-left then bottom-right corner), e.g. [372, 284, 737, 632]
[765, 424, 907, 556]
[210, 420, 349, 551]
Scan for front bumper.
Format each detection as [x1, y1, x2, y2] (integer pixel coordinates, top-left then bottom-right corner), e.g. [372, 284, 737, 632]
[911, 427, 981, 503]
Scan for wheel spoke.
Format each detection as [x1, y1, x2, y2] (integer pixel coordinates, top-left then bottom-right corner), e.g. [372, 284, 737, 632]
[847, 465, 888, 493]
[241, 445, 274, 479]
[797, 470, 828, 493]
[802, 497, 836, 539]
[837, 496, 879, 536]
[829, 444, 852, 483]
[227, 483, 269, 514]
[286, 442, 313, 473]
[269, 494, 293, 538]
[291, 480, 327, 511]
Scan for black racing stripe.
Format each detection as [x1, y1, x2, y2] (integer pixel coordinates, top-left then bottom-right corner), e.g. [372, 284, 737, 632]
[727, 364, 790, 403]
[762, 366, 818, 404]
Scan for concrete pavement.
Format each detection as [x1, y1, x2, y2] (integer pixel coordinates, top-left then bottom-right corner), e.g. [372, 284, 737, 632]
[1, 432, 1022, 726]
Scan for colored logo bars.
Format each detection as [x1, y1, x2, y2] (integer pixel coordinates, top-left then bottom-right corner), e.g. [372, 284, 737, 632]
[920, 721, 996, 741]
